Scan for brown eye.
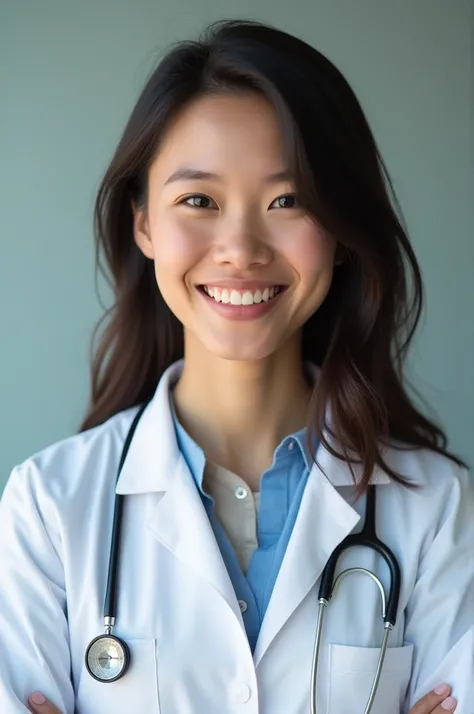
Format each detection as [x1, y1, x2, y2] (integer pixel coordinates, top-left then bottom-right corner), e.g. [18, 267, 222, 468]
[269, 194, 298, 209]
[182, 195, 217, 209]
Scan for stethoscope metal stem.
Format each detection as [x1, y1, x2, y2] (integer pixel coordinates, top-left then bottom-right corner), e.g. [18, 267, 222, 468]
[365, 625, 392, 714]
[310, 599, 327, 714]
[104, 616, 115, 635]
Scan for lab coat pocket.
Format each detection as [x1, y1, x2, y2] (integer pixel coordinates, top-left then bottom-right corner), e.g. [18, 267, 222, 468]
[327, 643, 413, 714]
[75, 639, 160, 714]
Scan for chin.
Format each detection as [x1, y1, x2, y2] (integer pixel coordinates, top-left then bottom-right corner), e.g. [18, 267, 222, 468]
[202, 336, 282, 363]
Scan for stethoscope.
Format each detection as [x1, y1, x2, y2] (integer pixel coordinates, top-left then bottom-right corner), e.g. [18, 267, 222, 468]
[85, 401, 148, 683]
[85, 402, 402, 714]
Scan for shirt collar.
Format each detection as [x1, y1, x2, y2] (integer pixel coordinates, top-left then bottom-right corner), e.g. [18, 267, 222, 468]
[170, 395, 207, 493]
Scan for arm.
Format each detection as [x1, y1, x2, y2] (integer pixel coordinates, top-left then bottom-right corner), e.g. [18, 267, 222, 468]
[404, 466, 474, 712]
[0, 463, 75, 714]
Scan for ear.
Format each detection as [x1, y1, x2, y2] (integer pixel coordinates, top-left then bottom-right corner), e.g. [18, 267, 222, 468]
[132, 200, 154, 260]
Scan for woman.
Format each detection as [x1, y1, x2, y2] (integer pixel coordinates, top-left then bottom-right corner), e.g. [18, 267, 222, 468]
[1, 19, 472, 714]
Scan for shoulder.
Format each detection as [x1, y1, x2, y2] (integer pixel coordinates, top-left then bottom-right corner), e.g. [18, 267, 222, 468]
[4, 407, 139, 505]
[385, 442, 470, 496]
[382, 444, 473, 544]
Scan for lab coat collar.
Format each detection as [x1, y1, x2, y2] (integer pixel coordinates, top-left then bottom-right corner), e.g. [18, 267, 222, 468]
[115, 360, 184, 495]
[317, 441, 391, 486]
[115, 359, 391, 495]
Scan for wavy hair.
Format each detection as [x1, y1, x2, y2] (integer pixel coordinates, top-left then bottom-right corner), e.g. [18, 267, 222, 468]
[81, 20, 463, 489]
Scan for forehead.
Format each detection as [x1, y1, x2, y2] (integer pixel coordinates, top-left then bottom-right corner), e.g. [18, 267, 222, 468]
[150, 93, 288, 183]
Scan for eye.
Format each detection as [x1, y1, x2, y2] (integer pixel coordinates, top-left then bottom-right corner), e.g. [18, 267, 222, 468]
[269, 194, 298, 209]
[179, 194, 218, 209]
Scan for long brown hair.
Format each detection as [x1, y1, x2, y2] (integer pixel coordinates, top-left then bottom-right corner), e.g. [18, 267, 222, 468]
[81, 19, 463, 489]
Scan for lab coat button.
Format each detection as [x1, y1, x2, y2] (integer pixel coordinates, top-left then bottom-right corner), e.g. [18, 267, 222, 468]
[235, 486, 248, 499]
[232, 682, 251, 703]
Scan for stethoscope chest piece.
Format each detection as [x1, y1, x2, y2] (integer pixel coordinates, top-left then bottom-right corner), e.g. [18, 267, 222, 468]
[85, 634, 130, 683]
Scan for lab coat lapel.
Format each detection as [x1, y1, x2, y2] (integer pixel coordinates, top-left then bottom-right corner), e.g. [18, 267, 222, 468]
[115, 361, 242, 621]
[145, 455, 241, 619]
[253, 456, 361, 667]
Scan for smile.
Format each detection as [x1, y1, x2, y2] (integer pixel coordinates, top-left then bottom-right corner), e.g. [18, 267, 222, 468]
[200, 285, 283, 305]
[197, 284, 287, 321]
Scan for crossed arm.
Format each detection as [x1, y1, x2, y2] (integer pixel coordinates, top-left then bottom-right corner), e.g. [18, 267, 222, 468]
[25, 683, 457, 714]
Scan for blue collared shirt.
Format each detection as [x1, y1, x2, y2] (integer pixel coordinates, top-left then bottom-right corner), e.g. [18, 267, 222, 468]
[170, 396, 314, 653]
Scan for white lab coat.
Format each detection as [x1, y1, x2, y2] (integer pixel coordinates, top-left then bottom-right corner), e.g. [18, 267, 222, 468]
[0, 360, 473, 714]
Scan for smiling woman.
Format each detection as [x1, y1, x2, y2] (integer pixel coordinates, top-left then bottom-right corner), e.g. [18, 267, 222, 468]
[0, 18, 473, 714]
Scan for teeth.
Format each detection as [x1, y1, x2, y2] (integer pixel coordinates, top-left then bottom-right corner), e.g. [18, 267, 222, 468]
[202, 286, 281, 305]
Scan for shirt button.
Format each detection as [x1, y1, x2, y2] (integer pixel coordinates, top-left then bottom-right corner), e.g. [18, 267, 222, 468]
[232, 681, 251, 703]
[235, 486, 248, 499]
[238, 599, 248, 613]
[288, 440, 295, 451]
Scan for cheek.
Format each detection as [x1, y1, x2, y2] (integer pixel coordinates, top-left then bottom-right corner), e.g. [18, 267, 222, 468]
[281, 220, 336, 284]
[150, 214, 209, 278]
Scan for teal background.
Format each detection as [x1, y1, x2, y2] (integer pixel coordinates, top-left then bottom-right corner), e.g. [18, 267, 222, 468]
[1, 1, 473, 487]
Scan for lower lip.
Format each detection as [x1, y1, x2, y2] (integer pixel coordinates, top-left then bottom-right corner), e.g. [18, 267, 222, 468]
[198, 288, 286, 321]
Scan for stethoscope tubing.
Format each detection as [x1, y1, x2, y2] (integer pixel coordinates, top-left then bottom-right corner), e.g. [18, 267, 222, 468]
[104, 401, 150, 623]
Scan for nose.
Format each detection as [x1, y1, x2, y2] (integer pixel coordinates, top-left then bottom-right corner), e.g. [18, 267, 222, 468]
[212, 215, 273, 270]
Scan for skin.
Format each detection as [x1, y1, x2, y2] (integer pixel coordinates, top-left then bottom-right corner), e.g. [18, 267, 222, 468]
[25, 94, 459, 712]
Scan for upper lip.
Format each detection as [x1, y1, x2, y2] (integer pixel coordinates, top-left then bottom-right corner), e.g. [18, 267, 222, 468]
[198, 279, 286, 290]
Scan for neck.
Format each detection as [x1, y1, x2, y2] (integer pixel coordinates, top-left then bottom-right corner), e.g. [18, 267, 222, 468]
[173, 334, 312, 488]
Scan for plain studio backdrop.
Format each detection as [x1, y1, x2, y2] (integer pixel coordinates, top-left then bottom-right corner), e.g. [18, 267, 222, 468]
[0, 1, 473, 488]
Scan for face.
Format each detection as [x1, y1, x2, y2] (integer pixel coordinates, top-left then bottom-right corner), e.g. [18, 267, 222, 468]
[133, 92, 337, 362]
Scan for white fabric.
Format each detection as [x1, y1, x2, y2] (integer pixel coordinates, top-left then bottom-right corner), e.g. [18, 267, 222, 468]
[0, 359, 473, 714]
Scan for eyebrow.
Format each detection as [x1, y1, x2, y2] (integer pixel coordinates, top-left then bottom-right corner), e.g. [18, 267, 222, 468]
[164, 167, 294, 186]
